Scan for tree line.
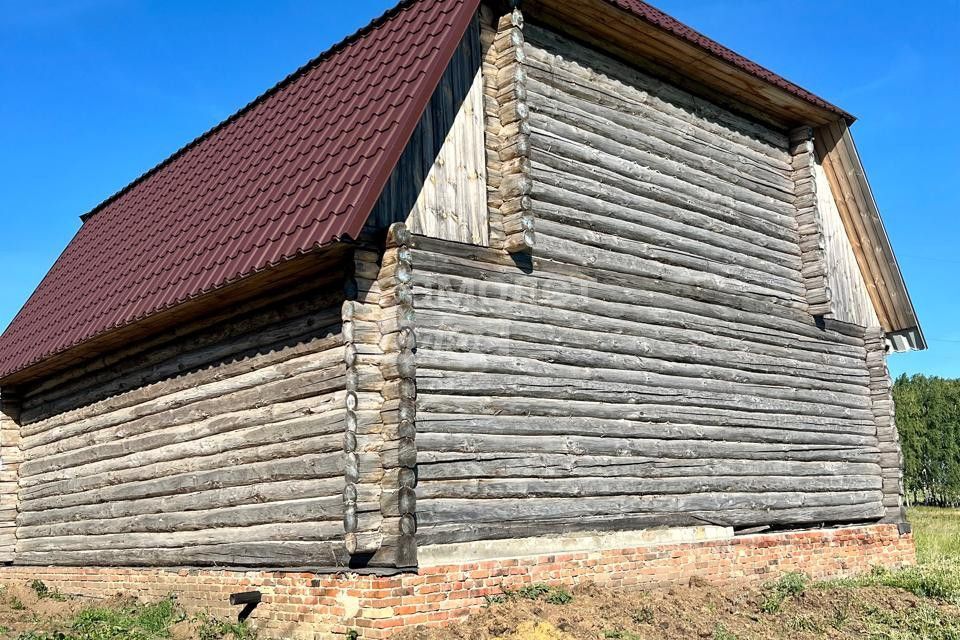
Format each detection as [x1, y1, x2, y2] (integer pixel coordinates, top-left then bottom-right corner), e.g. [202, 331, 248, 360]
[894, 374, 960, 508]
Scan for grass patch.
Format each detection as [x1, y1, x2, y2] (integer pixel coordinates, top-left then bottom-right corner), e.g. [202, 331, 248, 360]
[29, 580, 68, 602]
[760, 572, 807, 613]
[712, 624, 739, 640]
[15, 597, 182, 640]
[913, 507, 960, 564]
[861, 601, 960, 640]
[485, 583, 573, 606]
[194, 612, 258, 640]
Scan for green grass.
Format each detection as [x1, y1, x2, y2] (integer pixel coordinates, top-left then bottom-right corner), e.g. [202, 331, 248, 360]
[15, 598, 182, 640]
[912, 507, 960, 564]
[760, 572, 807, 613]
[484, 583, 574, 606]
[817, 509, 960, 606]
[8, 597, 257, 640]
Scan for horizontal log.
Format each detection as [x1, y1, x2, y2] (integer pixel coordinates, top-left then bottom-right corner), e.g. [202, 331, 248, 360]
[416, 475, 881, 500]
[416, 502, 884, 545]
[416, 451, 881, 480]
[416, 491, 882, 525]
[415, 412, 875, 444]
[415, 429, 880, 463]
[19, 497, 345, 540]
[14, 541, 350, 568]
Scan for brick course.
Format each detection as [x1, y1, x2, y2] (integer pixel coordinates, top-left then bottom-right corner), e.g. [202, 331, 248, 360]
[0, 524, 914, 639]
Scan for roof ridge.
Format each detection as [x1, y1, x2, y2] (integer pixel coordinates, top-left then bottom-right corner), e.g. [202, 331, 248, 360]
[80, 0, 421, 223]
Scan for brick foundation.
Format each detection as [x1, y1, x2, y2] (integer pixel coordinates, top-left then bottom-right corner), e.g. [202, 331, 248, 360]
[0, 524, 914, 639]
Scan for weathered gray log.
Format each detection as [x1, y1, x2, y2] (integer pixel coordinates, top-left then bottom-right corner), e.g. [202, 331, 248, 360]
[415, 475, 881, 500]
[17, 519, 346, 553]
[416, 502, 884, 546]
[18, 496, 346, 539]
[414, 430, 879, 464]
[15, 541, 351, 568]
[416, 491, 883, 525]
[416, 451, 881, 480]
[414, 412, 874, 445]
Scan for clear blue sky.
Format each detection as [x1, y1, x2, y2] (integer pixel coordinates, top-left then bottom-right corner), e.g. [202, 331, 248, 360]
[1, 1, 957, 378]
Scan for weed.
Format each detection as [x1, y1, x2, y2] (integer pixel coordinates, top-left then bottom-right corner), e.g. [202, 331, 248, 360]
[788, 614, 824, 633]
[713, 624, 738, 640]
[29, 580, 67, 602]
[603, 631, 643, 640]
[67, 597, 184, 640]
[760, 572, 807, 614]
[10, 597, 25, 611]
[345, 631, 359, 640]
[830, 601, 850, 630]
[486, 583, 573, 607]
[194, 611, 258, 640]
[631, 606, 654, 625]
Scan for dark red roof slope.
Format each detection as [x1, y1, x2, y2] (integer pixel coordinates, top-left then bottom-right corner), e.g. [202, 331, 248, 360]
[0, 0, 479, 381]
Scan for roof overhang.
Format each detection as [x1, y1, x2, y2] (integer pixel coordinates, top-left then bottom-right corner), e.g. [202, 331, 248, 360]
[814, 121, 925, 352]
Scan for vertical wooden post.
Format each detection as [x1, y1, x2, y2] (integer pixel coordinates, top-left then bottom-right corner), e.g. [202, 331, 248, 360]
[864, 327, 907, 524]
[481, 3, 534, 253]
[342, 247, 388, 558]
[371, 223, 418, 568]
[790, 126, 831, 317]
[0, 389, 22, 564]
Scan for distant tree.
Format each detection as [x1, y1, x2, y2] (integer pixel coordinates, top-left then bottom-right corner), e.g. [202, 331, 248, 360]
[894, 374, 960, 507]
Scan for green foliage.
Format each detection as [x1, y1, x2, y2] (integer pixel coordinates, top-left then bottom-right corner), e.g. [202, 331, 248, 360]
[760, 572, 807, 614]
[913, 507, 960, 564]
[824, 563, 960, 605]
[193, 612, 258, 640]
[894, 375, 960, 508]
[861, 601, 960, 640]
[13, 598, 186, 640]
[631, 606, 654, 625]
[485, 583, 573, 607]
[29, 581, 67, 602]
[712, 624, 739, 640]
[602, 631, 643, 640]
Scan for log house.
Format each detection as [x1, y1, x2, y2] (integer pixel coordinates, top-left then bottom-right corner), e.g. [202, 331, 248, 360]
[0, 0, 923, 576]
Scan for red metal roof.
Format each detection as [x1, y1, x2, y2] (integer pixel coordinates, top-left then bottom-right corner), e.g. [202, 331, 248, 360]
[607, 0, 854, 122]
[0, 0, 480, 381]
[0, 0, 851, 383]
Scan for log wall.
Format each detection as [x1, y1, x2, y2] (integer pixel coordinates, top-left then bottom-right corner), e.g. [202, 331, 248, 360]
[0, 392, 20, 562]
[405, 22, 887, 545]
[10, 285, 352, 567]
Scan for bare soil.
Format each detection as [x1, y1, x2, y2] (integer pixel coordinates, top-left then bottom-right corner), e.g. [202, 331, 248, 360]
[397, 580, 960, 640]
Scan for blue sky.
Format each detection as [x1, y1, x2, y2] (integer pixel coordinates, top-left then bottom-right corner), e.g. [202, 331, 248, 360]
[0, 0, 957, 378]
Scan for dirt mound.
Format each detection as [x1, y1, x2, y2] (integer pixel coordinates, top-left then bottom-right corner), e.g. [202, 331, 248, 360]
[397, 579, 960, 640]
